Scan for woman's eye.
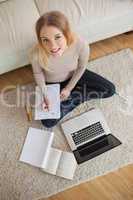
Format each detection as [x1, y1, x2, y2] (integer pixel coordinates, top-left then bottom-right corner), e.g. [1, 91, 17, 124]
[55, 36, 61, 40]
[42, 39, 48, 43]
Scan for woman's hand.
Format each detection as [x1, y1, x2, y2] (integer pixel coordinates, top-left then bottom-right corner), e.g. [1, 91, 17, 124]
[42, 95, 51, 111]
[60, 88, 71, 101]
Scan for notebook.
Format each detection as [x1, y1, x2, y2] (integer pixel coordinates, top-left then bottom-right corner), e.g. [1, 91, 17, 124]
[19, 127, 77, 180]
[35, 84, 61, 120]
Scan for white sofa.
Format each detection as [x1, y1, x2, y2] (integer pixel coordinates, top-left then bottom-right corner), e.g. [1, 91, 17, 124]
[0, 0, 133, 74]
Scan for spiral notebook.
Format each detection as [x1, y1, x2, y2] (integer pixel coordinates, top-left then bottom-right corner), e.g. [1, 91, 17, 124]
[35, 84, 61, 120]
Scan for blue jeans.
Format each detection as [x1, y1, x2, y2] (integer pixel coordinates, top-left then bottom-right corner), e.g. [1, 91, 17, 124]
[41, 69, 116, 128]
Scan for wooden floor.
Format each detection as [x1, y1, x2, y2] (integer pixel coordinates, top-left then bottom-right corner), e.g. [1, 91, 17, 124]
[1, 32, 133, 199]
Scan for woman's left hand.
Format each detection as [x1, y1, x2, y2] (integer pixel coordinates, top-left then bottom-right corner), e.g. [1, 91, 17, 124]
[60, 88, 71, 101]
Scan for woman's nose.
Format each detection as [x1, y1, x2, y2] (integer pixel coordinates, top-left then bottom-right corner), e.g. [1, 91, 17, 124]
[50, 41, 58, 50]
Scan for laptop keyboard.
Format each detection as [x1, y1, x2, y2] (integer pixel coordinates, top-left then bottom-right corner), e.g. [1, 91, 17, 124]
[71, 122, 105, 145]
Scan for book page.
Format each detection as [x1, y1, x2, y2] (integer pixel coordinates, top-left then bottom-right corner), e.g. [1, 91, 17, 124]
[19, 127, 54, 168]
[35, 84, 60, 120]
[56, 151, 77, 180]
[42, 148, 62, 175]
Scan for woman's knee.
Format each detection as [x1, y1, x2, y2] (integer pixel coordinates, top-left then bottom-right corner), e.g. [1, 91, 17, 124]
[104, 82, 116, 98]
[41, 119, 59, 128]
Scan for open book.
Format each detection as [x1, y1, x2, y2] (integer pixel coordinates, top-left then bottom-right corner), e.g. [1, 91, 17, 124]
[35, 84, 61, 120]
[19, 127, 77, 180]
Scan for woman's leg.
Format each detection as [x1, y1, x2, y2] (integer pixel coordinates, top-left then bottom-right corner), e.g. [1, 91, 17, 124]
[59, 69, 116, 121]
[60, 69, 116, 115]
[75, 69, 116, 101]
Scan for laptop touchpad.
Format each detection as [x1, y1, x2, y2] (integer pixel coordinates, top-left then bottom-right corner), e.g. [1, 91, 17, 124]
[78, 136, 108, 157]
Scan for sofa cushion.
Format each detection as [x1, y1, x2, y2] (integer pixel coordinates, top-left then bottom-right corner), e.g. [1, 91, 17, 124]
[0, 0, 40, 74]
[0, 0, 7, 2]
[35, 0, 133, 40]
[35, 0, 133, 20]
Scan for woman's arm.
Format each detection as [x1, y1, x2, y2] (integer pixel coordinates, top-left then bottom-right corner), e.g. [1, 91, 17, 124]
[31, 57, 51, 110]
[65, 40, 90, 92]
[29, 48, 47, 96]
[31, 59, 47, 95]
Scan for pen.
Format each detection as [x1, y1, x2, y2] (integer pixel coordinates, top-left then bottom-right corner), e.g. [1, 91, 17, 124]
[25, 104, 32, 122]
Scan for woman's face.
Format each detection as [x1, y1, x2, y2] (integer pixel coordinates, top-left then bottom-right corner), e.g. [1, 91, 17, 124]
[40, 25, 67, 57]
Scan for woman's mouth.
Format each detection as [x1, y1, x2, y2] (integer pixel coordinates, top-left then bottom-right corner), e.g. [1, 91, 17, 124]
[51, 48, 60, 53]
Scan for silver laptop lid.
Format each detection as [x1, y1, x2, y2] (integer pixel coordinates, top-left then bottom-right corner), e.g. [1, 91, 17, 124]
[61, 108, 111, 151]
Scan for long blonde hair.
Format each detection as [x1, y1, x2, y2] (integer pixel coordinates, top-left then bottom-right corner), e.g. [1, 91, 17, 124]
[32, 11, 77, 71]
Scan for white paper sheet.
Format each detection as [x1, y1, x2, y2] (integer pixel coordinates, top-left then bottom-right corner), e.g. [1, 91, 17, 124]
[19, 127, 54, 167]
[56, 151, 77, 180]
[42, 148, 62, 175]
[35, 84, 61, 120]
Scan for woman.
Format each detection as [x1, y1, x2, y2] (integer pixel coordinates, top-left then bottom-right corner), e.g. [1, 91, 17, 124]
[29, 10, 115, 128]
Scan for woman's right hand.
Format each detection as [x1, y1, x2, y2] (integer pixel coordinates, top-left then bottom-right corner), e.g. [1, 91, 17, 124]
[42, 96, 50, 111]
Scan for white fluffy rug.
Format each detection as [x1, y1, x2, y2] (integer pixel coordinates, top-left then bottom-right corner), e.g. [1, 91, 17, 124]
[0, 48, 133, 200]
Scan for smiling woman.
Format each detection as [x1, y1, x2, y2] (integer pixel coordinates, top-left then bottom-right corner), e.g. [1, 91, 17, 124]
[34, 10, 76, 68]
[40, 25, 68, 57]
[29, 10, 116, 128]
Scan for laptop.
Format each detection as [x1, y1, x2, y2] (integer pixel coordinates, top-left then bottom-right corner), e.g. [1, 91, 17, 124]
[61, 108, 122, 164]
